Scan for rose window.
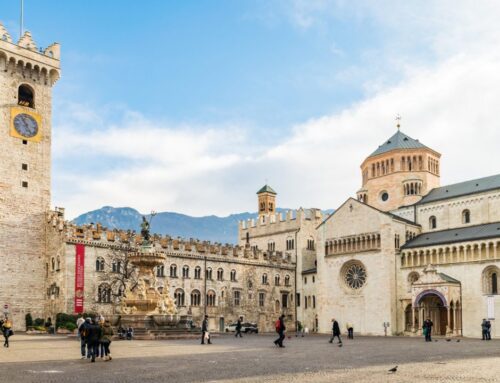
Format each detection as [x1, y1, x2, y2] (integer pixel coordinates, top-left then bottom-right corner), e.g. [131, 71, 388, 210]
[344, 263, 367, 290]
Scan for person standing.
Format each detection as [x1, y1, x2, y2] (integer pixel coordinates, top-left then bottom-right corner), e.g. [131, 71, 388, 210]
[273, 314, 286, 348]
[1, 317, 13, 348]
[87, 319, 102, 362]
[235, 317, 243, 338]
[78, 317, 90, 359]
[486, 319, 492, 340]
[346, 321, 354, 339]
[100, 320, 114, 361]
[201, 315, 211, 345]
[329, 318, 342, 345]
[423, 318, 433, 342]
[76, 315, 85, 341]
[481, 319, 488, 340]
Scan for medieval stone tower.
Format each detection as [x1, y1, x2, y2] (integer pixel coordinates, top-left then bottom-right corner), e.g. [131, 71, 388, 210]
[0, 23, 60, 329]
[257, 185, 277, 218]
[357, 129, 441, 211]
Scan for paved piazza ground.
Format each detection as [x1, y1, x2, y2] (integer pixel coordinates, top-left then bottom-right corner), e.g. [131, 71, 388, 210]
[0, 334, 499, 382]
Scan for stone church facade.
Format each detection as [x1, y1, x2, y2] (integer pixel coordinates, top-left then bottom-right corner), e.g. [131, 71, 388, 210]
[1, 24, 499, 338]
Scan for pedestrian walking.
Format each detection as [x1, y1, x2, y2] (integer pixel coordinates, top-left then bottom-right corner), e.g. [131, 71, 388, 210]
[100, 320, 114, 361]
[1, 317, 13, 348]
[76, 315, 85, 341]
[346, 322, 354, 339]
[201, 315, 211, 344]
[78, 317, 91, 359]
[329, 318, 342, 345]
[423, 318, 433, 342]
[273, 314, 286, 348]
[296, 321, 305, 337]
[235, 317, 243, 338]
[486, 320, 492, 340]
[86, 319, 102, 362]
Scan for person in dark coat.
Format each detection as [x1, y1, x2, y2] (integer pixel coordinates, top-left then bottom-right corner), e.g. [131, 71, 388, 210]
[78, 317, 91, 359]
[486, 320, 492, 340]
[201, 315, 211, 345]
[329, 318, 342, 344]
[1, 317, 13, 348]
[423, 318, 433, 342]
[86, 319, 103, 362]
[273, 315, 286, 348]
[235, 317, 243, 338]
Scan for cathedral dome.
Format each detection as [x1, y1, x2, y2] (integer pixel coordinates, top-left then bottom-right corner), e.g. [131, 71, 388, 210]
[369, 130, 430, 158]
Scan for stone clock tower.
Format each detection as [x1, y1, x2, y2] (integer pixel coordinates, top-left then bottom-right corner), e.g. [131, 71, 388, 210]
[0, 23, 60, 329]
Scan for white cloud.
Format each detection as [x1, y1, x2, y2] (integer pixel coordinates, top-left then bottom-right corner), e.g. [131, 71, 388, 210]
[54, 1, 500, 220]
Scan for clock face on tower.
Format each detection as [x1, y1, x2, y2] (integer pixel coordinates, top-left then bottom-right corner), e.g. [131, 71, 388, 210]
[13, 113, 39, 138]
[10, 107, 42, 142]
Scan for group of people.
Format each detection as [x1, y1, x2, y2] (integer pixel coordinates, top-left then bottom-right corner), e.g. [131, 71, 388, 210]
[481, 319, 492, 340]
[0, 317, 13, 348]
[77, 315, 114, 362]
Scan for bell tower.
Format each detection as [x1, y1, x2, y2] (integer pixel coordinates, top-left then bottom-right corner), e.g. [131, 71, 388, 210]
[0, 23, 61, 329]
[257, 184, 277, 217]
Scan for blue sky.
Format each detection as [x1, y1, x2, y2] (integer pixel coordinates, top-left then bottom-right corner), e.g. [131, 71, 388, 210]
[2, 1, 500, 218]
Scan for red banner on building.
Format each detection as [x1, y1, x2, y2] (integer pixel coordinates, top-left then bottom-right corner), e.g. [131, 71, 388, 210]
[74, 244, 85, 314]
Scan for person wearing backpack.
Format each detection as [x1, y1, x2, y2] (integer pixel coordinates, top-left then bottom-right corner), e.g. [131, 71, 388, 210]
[1, 317, 13, 348]
[273, 314, 286, 348]
[79, 317, 91, 359]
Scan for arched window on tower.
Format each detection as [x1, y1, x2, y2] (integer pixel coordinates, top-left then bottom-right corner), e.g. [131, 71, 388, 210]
[96, 257, 105, 272]
[429, 216, 437, 230]
[18, 84, 35, 108]
[462, 209, 471, 224]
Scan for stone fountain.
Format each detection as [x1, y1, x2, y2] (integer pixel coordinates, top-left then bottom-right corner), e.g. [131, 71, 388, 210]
[112, 216, 193, 338]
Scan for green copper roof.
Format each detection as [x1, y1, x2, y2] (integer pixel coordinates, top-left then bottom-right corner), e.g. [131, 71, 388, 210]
[256, 185, 277, 195]
[369, 130, 430, 158]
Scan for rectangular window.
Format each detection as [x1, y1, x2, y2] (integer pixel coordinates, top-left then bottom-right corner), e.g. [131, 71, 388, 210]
[22, 181, 28, 188]
[259, 292, 265, 307]
[282, 293, 288, 308]
[234, 291, 241, 306]
[22, 163, 28, 170]
[22, 140, 27, 145]
[296, 293, 300, 307]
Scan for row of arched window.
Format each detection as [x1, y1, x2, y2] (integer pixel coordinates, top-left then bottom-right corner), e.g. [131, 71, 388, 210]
[363, 155, 439, 182]
[261, 273, 291, 286]
[304, 295, 316, 309]
[162, 265, 238, 282]
[429, 210, 471, 230]
[404, 181, 422, 196]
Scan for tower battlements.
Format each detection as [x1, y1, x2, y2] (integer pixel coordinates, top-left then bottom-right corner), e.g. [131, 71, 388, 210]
[0, 22, 60, 85]
[239, 208, 322, 231]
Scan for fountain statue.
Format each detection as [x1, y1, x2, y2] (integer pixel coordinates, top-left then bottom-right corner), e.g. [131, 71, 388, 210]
[112, 214, 192, 337]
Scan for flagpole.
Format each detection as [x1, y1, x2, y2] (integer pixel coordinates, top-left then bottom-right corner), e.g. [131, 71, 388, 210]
[20, 0, 24, 37]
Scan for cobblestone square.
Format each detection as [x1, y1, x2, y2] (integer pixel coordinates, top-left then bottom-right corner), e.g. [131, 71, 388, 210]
[0, 334, 499, 382]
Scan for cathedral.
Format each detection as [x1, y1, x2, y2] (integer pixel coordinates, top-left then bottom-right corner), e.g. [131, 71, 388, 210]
[1, 24, 498, 338]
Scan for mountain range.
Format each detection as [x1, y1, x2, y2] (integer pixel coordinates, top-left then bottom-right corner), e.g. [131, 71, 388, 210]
[72, 206, 333, 244]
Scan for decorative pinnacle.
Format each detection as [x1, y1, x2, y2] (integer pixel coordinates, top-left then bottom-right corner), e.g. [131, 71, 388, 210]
[395, 114, 402, 130]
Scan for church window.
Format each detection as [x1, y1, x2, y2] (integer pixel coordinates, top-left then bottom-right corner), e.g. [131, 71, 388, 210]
[182, 265, 189, 278]
[51, 257, 55, 271]
[22, 181, 28, 188]
[462, 210, 471, 224]
[275, 274, 280, 286]
[380, 191, 389, 202]
[170, 264, 177, 278]
[206, 267, 213, 280]
[22, 163, 28, 170]
[262, 273, 268, 284]
[269, 203, 274, 212]
[217, 268, 224, 281]
[206, 290, 216, 306]
[157, 265, 165, 277]
[18, 84, 35, 108]
[95, 257, 104, 272]
[304, 276, 307, 284]
[22, 140, 27, 145]
[313, 295, 316, 309]
[286, 238, 294, 251]
[341, 261, 367, 290]
[190, 290, 201, 306]
[429, 216, 437, 229]
[194, 266, 202, 279]
[174, 289, 185, 306]
[230, 269, 237, 282]
[260, 202, 265, 212]
[304, 296, 308, 309]
[234, 290, 241, 306]
[395, 234, 400, 249]
[482, 266, 500, 295]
